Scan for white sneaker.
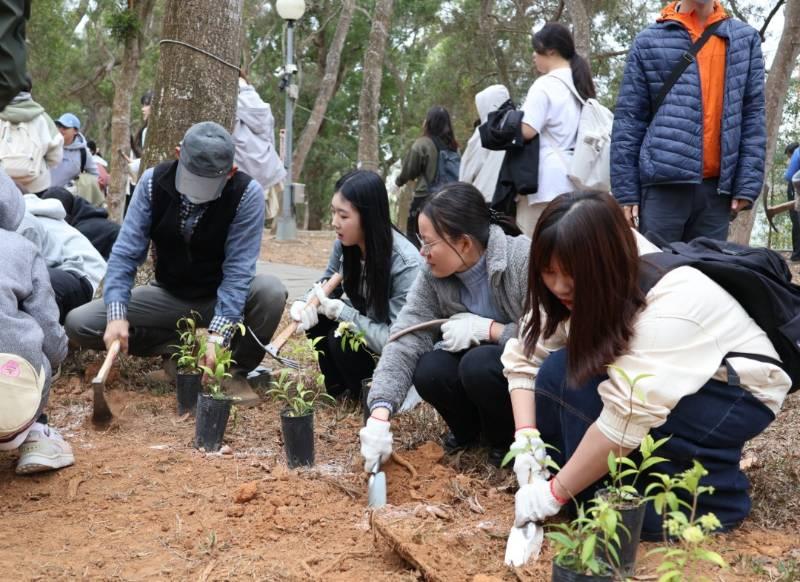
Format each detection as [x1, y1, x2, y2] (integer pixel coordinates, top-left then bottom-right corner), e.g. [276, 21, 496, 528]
[16, 423, 75, 475]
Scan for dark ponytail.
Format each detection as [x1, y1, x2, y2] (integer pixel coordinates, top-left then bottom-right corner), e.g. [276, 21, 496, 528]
[421, 182, 522, 249]
[532, 22, 596, 102]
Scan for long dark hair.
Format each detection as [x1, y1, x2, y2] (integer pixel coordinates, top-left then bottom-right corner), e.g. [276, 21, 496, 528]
[532, 23, 596, 101]
[335, 170, 394, 323]
[523, 192, 646, 386]
[422, 105, 459, 151]
[421, 182, 522, 257]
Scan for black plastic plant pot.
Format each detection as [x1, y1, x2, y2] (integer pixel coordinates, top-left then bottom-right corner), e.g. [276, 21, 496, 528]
[551, 562, 613, 582]
[176, 372, 202, 415]
[194, 393, 233, 452]
[361, 378, 372, 425]
[595, 489, 647, 577]
[281, 409, 315, 468]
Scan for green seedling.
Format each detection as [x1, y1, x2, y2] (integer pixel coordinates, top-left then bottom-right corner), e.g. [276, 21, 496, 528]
[170, 312, 207, 374]
[267, 336, 335, 417]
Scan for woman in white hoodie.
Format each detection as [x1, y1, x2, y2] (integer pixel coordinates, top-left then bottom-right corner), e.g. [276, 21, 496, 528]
[459, 85, 509, 203]
[503, 192, 791, 538]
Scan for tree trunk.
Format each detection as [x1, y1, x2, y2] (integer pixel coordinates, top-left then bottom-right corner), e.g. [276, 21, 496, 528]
[140, 0, 244, 174]
[564, 0, 591, 58]
[479, 0, 511, 90]
[292, 0, 355, 180]
[106, 0, 156, 224]
[729, 0, 800, 244]
[356, 0, 394, 173]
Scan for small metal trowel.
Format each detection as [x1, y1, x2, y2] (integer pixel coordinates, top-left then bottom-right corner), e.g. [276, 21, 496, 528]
[368, 459, 387, 508]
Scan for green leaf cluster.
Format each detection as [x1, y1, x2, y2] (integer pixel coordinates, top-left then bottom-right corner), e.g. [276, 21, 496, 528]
[266, 337, 335, 416]
[646, 461, 728, 581]
[199, 342, 235, 399]
[105, 7, 141, 42]
[170, 312, 206, 374]
[546, 497, 623, 577]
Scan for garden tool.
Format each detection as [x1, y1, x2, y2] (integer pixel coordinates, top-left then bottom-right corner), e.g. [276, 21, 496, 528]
[367, 458, 387, 508]
[504, 462, 545, 566]
[386, 319, 448, 343]
[250, 272, 344, 370]
[91, 339, 120, 425]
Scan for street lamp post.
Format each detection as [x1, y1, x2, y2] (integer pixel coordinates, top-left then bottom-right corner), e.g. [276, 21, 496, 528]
[275, 0, 306, 241]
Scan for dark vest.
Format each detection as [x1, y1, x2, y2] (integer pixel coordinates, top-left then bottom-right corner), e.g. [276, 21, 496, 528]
[150, 161, 251, 299]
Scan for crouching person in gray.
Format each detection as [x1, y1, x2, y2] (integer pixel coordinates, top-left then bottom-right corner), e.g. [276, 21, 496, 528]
[65, 122, 287, 406]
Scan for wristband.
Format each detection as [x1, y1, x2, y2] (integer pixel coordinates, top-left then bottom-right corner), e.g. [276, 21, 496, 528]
[549, 478, 569, 505]
[369, 414, 389, 423]
[515, 425, 536, 432]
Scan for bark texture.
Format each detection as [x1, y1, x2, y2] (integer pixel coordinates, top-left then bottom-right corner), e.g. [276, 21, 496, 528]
[729, 0, 800, 244]
[106, 0, 157, 224]
[564, 0, 591, 58]
[356, 0, 395, 173]
[292, 0, 355, 180]
[140, 0, 244, 174]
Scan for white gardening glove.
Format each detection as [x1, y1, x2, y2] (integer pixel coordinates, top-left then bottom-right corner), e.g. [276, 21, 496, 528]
[504, 522, 544, 567]
[510, 428, 550, 487]
[514, 479, 566, 527]
[440, 312, 493, 353]
[313, 282, 346, 321]
[289, 300, 318, 332]
[359, 417, 393, 472]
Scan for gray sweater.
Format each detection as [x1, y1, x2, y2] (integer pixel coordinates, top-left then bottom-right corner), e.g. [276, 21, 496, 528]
[368, 226, 531, 413]
[311, 230, 423, 353]
[0, 170, 68, 388]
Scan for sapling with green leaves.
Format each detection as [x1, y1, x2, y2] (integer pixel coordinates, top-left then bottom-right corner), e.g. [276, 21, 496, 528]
[267, 336, 335, 417]
[646, 461, 728, 581]
[335, 321, 368, 355]
[547, 496, 624, 578]
[171, 312, 207, 374]
[199, 342, 235, 400]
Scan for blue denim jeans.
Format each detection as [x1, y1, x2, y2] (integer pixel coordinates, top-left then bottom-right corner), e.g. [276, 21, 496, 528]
[534, 348, 775, 539]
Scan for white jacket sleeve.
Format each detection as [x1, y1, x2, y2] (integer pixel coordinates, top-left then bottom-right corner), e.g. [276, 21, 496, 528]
[501, 311, 568, 392]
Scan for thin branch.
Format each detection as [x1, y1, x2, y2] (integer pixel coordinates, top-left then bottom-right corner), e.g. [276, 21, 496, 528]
[553, 0, 565, 21]
[760, 0, 786, 42]
[726, 0, 748, 22]
[591, 49, 629, 61]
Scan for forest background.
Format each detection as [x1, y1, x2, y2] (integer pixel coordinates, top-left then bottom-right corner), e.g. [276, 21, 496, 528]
[28, 0, 800, 246]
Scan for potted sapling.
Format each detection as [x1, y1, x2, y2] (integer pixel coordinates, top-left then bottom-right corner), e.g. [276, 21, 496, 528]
[547, 496, 622, 582]
[333, 321, 373, 422]
[194, 342, 237, 452]
[594, 366, 669, 577]
[267, 337, 335, 468]
[171, 313, 207, 415]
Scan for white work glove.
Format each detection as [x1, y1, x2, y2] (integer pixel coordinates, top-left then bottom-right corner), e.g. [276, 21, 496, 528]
[313, 283, 346, 321]
[504, 522, 544, 567]
[289, 300, 318, 332]
[514, 479, 566, 527]
[510, 428, 551, 487]
[440, 312, 493, 353]
[359, 417, 393, 472]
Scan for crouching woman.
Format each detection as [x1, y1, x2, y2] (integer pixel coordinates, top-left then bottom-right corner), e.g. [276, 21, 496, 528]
[360, 183, 530, 469]
[289, 170, 422, 398]
[502, 192, 791, 538]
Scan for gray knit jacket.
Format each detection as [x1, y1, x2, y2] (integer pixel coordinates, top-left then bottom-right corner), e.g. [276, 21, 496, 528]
[0, 170, 67, 396]
[368, 226, 531, 414]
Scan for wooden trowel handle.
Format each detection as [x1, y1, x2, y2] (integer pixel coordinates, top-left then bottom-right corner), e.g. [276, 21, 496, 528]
[92, 340, 120, 384]
[272, 272, 344, 351]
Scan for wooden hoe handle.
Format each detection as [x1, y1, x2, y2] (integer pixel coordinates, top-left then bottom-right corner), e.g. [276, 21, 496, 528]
[272, 272, 345, 351]
[92, 339, 120, 384]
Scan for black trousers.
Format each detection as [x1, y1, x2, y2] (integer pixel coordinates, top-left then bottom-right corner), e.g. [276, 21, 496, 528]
[47, 268, 93, 324]
[413, 345, 514, 450]
[787, 184, 800, 261]
[306, 316, 377, 398]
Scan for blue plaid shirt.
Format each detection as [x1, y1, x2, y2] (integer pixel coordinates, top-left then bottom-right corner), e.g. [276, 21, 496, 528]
[104, 167, 265, 343]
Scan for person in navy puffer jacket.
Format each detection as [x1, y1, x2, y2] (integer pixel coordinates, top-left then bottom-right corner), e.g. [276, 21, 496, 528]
[611, 0, 765, 243]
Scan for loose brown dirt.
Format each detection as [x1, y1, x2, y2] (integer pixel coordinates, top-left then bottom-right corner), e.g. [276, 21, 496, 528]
[1, 235, 798, 580]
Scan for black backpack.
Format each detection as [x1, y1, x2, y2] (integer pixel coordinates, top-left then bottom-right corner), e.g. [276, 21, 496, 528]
[639, 236, 800, 393]
[427, 138, 460, 193]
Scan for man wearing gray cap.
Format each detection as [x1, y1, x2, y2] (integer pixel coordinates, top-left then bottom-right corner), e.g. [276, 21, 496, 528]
[65, 122, 288, 405]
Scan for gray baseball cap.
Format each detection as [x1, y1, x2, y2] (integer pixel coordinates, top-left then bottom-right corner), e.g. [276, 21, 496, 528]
[175, 122, 235, 202]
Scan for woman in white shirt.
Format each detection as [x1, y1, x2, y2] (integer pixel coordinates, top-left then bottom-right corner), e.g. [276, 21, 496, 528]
[502, 192, 791, 538]
[517, 23, 596, 237]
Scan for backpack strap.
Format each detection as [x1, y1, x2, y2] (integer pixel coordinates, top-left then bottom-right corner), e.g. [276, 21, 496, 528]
[79, 147, 87, 173]
[648, 19, 724, 123]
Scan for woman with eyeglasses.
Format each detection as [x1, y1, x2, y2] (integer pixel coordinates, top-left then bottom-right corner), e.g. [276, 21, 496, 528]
[359, 182, 529, 469]
[289, 170, 422, 399]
